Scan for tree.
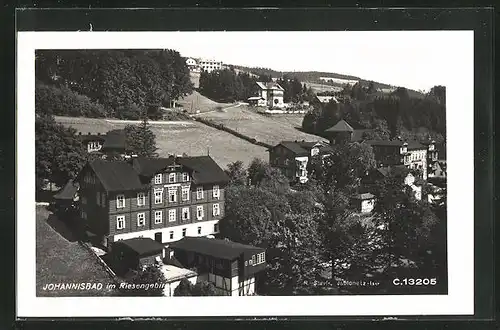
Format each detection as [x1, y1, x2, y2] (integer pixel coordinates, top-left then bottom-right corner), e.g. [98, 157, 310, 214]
[35, 49, 194, 119]
[263, 212, 324, 295]
[247, 158, 267, 185]
[372, 173, 439, 270]
[35, 82, 106, 118]
[174, 278, 193, 296]
[427, 85, 446, 105]
[286, 190, 317, 215]
[225, 161, 247, 186]
[191, 281, 219, 296]
[220, 185, 290, 247]
[124, 118, 158, 157]
[36, 114, 87, 191]
[174, 279, 220, 296]
[310, 142, 376, 194]
[127, 265, 166, 296]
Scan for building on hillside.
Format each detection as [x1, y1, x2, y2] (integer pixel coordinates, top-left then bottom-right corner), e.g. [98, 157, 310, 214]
[110, 237, 164, 273]
[76, 155, 229, 250]
[77, 129, 131, 158]
[319, 77, 359, 86]
[52, 179, 79, 214]
[249, 82, 285, 109]
[314, 95, 339, 105]
[362, 165, 423, 201]
[78, 132, 106, 153]
[268, 140, 334, 183]
[363, 140, 429, 179]
[169, 236, 266, 296]
[350, 193, 375, 213]
[186, 58, 197, 67]
[199, 59, 224, 73]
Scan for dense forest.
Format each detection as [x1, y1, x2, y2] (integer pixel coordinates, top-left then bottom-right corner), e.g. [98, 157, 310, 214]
[302, 83, 446, 143]
[231, 65, 361, 83]
[35, 50, 194, 120]
[199, 69, 314, 103]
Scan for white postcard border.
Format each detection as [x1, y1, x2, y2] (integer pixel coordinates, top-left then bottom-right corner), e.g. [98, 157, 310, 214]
[17, 31, 474, 317]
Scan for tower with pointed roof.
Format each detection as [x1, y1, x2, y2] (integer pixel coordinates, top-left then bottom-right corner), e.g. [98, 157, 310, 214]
[324, 120, 354, 145]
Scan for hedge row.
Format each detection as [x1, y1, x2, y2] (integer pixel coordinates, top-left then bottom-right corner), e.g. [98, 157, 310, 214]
[194, 117, 273, 149]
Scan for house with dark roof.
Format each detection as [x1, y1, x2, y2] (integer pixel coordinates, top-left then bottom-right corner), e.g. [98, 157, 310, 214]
[249, 82, 285, 109]
[110, 237, 165, 275]
[268, 140, 333, 183]
[350, 193, 375, 213]
[363, 139, 430, 179]
[77, 129, 130, 157]
[169, 237, 266, 296]
[362, 165, 423, 201]
[77, 132, 106, 153]
[77, 155, 229, 249]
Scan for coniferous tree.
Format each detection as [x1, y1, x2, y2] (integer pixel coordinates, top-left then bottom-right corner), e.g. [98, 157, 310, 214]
[124, 116, 158, 157]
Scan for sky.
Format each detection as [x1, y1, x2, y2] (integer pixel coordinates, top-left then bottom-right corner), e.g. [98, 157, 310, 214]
[149, 31, 467, 92]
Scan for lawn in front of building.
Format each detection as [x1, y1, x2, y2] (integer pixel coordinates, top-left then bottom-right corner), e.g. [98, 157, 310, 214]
[36, 206, 119, 296]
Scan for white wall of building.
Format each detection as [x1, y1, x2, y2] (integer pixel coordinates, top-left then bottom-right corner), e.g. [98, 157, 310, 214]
[295, 156, 309, 183]
[113, 220, 220, 244]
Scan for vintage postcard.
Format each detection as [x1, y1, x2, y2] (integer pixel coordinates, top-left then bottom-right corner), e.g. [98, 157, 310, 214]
[17, 30, 474, 318]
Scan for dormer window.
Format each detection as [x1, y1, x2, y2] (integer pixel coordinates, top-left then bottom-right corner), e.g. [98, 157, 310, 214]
[168, 173, 176, 183]
[154, 174, 162, 184]
[182, 172, 190, 182]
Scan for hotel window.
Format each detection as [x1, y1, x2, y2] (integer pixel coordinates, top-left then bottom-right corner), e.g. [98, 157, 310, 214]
[154, 211, 163, 224]
[96, 192, 101, 206]
[137, 192, 146, 206]
[168, 189, 177, 203]
[154, 189, 163, 204]
[169, 231, 174, 239]
[197, 226, 202, 235]
[182, 228, 187, 237]
[251, 255, 256, 265]
[168, 173, 176, 183]
[182, 172, 190, 182]
[196, 206, 204, 220]
[182, 207, 190, 221]
[212, 185, 220, 199]
[212, 203, 220, 216]
[116, 215, 125, 230]
[181, 187, 190, 201]
[168, 209, 176, 222]
[101, 193, 106, 206]
[196, 186, 204, 199]
[116, 195, 125, 209]
[137, 213, 145, 227]
[255, 252, 266, 265]
[154, 174, 162, 184]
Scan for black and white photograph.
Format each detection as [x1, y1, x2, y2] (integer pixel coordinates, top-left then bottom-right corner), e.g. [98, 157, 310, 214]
[17, 28, 475, 318]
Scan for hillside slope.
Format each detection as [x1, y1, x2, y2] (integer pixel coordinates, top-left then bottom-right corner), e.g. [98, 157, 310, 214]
[176, 91, 232, 114]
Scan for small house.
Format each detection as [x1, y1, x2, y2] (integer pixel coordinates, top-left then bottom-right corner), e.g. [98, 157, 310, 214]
[249, 82, 285, 109]
[169, 237, 266, 296]
[111, 237, 165, 274]
[350, 193, 375, 213]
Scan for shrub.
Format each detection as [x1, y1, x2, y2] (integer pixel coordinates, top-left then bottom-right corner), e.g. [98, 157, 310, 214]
[36, 82, 106, 118]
